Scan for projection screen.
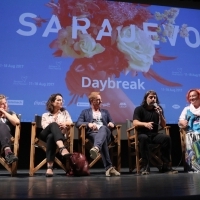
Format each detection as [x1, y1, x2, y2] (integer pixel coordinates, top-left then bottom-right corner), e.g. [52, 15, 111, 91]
[1, 0, 200, 123]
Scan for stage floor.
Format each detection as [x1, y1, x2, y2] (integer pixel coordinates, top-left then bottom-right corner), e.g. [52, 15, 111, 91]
[0, 167, 200, 200]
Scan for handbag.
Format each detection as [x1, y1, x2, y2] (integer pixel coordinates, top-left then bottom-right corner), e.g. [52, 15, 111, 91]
[68, 152, 90, 176]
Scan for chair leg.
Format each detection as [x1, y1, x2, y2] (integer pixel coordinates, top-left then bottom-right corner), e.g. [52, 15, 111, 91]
[54, 157, 66, 172]
[116, 128, 121, 172]
[89, 154, 102, 168]
[180, 130, 187, 172]
[11, 124, 21, 176]
[69, 125, 74, 154]
[135, 135, 140, 175]
[29, 123, 36, 176]
[0, 157, 12, 173]
[79, 127, 86, 155]
[127, 135, 133, 173]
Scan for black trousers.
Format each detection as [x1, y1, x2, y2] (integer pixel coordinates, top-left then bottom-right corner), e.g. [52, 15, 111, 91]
[87, 126, 113, 171]
[138, 132, 171, 164]
[0, 122, 12, 151]
[40, 122, 65, 162]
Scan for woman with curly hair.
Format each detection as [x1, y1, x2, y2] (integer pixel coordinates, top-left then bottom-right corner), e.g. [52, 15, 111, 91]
[40, 93, 73, 177]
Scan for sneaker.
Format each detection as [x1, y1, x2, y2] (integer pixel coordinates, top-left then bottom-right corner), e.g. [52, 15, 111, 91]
[165, 168, 178, 174]
[141, 160, 150, 175]
[162, 166, 178, 174]
[105, 167, 120, 177]
[90, 147, 99, 160]
[141, 165, 150, 175]
[5, 152, 18, 164]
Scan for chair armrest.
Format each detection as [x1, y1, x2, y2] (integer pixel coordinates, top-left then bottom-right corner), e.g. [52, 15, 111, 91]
[158, 125, 170, 131]
[13, 123, 21, 142]
[78, 124, 86, 129]
[180, 127, 187, 135]
[67, 123, 74, 133]
[126, 126, 138, 141]
[127, 126, 135, 132]
[70, 123, 74, 126]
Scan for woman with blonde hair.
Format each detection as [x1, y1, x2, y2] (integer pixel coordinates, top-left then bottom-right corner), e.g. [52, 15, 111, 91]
[0, 94, 19, 164]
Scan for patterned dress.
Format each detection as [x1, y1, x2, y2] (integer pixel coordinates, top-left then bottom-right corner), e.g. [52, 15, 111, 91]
[179, 105, 200, 172]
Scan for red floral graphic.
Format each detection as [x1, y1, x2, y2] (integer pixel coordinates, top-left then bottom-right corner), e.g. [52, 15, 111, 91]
[37, 0, 187, 121]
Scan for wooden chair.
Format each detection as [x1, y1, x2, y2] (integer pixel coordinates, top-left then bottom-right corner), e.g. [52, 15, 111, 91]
[126, 119, 171, 174]
[78, 124, 121, 172]
[29, 115, 74, 176]
[179, 127, 187, 172]
[0, 114, 21, 176]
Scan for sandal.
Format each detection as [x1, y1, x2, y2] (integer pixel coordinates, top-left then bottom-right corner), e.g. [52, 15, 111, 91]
[46, 166, 53, 177]
[59, 146, 72, 159]
[90, 146, 99, 160]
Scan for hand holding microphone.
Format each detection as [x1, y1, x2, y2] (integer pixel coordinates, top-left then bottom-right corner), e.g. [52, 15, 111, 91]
[153, 103, 162, 114]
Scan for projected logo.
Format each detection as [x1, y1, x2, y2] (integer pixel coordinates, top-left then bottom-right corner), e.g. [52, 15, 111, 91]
[48, 61, 62, 70]
[13, 76, 27, 85]
[7, 100, 24, 105]
[101, 103, 111, 108]
[172, 104, 180, 109]
[119, 102, 127, 108]
[172, 68, 200, 78]
[76, 102, 89, 107]
[34, 101, 46, 105]
[172, 68, 183, 76]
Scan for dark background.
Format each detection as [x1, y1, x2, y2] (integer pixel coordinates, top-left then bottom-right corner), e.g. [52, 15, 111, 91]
[0, 122, 182, 170]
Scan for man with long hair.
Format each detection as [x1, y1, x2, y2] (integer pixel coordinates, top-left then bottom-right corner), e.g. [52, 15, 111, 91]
[133, 90, 178, 175]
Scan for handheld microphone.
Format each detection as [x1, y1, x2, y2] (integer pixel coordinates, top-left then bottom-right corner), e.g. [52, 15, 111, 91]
[153, 103, 160, 113]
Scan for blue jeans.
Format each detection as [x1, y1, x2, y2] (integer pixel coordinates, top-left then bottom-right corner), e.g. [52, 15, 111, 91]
[87, 125, 113, 171]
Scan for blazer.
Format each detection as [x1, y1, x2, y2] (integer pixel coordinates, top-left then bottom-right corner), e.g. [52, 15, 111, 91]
[76, 108, 115, 133]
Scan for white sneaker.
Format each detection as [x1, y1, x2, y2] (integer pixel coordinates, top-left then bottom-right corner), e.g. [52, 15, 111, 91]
[90, 147, 99, 159]
[105, 167, 120, 177]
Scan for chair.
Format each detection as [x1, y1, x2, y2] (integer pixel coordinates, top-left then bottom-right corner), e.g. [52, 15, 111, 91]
[179, 127, 187, 172]
[78, 124, 121, 172]
[126, 119, 171, 174]
[0, 114, 21, 176]
[29, 115, 74, 176]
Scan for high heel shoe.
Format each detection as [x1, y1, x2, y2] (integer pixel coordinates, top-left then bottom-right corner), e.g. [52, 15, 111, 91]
[46, 166, 53, 177]
[59, 146, 72, 159]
